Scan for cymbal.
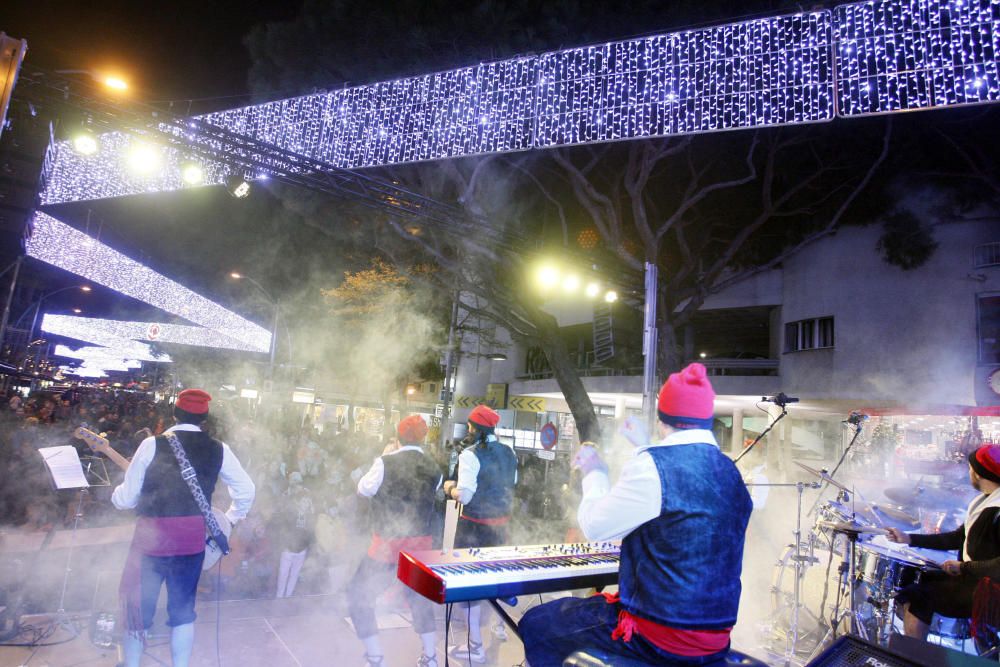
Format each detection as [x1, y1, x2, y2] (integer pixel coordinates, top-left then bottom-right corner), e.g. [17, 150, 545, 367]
[816, 520, 888, 535]
[866, 503, 919, 525]
[884, 486, 964, 509]
[794, 461, 851, 493]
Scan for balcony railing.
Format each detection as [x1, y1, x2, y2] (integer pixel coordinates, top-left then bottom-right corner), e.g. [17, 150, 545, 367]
[696, 358, 780, 376]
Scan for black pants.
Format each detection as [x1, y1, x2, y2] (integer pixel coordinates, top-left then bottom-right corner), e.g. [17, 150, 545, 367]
[895, 571, 977, 625]
[140, 552, 205, 629]
[346, 556, 437, 638]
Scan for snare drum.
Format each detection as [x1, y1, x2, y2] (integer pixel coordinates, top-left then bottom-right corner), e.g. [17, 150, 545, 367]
[856, 543, 926, 593]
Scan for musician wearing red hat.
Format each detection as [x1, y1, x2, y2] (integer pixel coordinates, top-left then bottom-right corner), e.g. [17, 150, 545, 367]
[442, 403, 517, 663]
[350, 414, 443, 667]
[111, 388, 255, 667]
[519, 363, 752, 666]
[888, 444, 1000, 641]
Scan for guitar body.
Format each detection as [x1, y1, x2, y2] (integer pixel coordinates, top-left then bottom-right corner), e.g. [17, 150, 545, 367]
[203, 507, 232, 570]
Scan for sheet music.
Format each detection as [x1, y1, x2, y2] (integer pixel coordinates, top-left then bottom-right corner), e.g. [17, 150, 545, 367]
[39, 446, 90, 489]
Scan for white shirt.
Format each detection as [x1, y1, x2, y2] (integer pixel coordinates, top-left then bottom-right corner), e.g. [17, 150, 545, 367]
[356, 446, 442, 497]
[454, 437, 517, 505]
[111, 424, 256, 524]
[577, 429, 718, 542]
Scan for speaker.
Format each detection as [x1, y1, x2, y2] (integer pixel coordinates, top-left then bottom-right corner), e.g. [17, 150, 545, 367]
[807, 634, 994, 667]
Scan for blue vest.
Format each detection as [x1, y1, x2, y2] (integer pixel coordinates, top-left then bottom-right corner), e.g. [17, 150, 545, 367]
[462, 438, 517, 520]
[371, 449, 441, 539]
[618, 442, 751, 630]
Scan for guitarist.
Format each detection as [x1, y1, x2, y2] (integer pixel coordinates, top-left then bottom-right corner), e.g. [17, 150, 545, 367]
[108, 389, 255, 667]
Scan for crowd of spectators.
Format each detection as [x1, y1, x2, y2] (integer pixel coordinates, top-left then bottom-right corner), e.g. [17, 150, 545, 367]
[0, 385, 574, 604]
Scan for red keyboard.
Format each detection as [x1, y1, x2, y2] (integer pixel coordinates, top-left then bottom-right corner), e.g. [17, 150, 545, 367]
[397, 542, 620, 603]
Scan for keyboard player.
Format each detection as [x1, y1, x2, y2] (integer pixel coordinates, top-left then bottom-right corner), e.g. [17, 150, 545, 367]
[519, 363, 753, 666]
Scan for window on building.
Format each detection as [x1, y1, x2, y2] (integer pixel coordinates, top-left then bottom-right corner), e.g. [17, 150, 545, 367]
[979, 295, 1000, 364]
[784, 317, 835, 353]
[975, 242, 1000, 268]
[428, 383, 437, 395]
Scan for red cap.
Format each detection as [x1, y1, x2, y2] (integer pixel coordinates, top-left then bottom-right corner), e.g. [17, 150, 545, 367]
[970, 445, 1000, 483]
[657, 363, 715, 429]
[176, 389, 211, 415]
[397, 414, 429, 444]
[468, 404, 500, 428]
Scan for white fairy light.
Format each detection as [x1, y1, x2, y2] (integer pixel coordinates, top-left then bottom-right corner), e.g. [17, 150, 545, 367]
[47, 315, 261, 352]
[53, 345, 144, 370]
[834, 0, 1000, 116]
[42, 314, 171, 362]
[37, 0, 1000, 206]
[26, 213, 271, 353]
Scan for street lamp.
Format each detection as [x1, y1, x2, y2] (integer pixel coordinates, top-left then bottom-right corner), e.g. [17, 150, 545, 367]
[229, 272, 279, 378]
[54, 69, 129, 93]
[9, 285, 91, 381]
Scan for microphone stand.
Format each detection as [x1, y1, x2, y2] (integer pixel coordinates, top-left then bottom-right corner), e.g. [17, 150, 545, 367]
[808, 422, 864, 517]
[734, 403, 788, 466]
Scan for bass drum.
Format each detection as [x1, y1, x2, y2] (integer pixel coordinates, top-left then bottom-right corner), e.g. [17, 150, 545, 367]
[768, 540, 847, 648]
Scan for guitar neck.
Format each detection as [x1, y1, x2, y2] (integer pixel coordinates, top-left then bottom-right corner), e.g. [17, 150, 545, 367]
[103, 447, 131, 472]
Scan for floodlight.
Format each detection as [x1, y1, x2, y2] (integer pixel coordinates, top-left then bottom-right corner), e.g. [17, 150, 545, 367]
[181, 163, 204, 185]
[537, 266, 559, 289]
[604, 290, 618, 303]
[584, 282, 601, 298]
[561, 274, 580, 293]
[226, 175, 251, 199]
[127, 143, 161, 174]
[103, 76, 128, 91]
[72, 132, 99, 156]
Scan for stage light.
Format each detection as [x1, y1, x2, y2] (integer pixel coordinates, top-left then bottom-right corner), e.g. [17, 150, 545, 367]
[127, 143, 161, 174]
[604, 290, 618, 303]
[72, 132, 99, 155]
[537, 266, 560, 290]
[585, 282, 601, 298]
[226, 175, 250, 199]
[561, 274, 580, 293]
[181, 163, 204, 185]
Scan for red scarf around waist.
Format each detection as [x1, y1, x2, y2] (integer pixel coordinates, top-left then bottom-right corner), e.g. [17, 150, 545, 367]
[600, 592, 731, 657]
[368, 533, 433, 563]
[460, 514, 510, 526]
[120, 515, 205, 634]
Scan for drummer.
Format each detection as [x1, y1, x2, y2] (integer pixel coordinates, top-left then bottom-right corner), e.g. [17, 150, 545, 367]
[887, 444, 1000, 640]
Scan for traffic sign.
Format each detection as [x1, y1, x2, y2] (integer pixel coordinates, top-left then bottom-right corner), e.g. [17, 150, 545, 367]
[540, 422, 558, 450]
[509, 395, 546, 412]
[454, 394, 485, 409]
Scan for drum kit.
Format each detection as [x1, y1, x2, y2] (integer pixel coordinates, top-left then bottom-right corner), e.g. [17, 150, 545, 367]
[765, 460, 970, 663]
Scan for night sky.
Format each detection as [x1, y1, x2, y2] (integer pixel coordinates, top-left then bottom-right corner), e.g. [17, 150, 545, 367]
[4, 0, 301, 108]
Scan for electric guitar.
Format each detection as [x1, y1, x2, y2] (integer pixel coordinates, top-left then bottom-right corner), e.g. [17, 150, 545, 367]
[72, 426, 232, 570]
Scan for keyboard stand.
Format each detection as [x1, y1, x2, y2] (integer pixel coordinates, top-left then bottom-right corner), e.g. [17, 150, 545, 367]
[488, 599, 522, 640]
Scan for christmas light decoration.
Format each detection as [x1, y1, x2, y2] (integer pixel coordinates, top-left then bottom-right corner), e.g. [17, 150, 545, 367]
[41, 314, 171, 362]
[835, 0, 1000, 115]
[53, 345, 144, 370]
[26, 213, 271, 353]
[46, 315, 261, 352]
[37, 0, 1000, 206]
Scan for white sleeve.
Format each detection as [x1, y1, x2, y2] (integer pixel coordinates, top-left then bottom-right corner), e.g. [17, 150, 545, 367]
[455, 448, 480, 505]
[577, 451, 662, 542]
[111, 436, 156, 510]
[357, 457, 385, 498]
[219, 443, 255, 524]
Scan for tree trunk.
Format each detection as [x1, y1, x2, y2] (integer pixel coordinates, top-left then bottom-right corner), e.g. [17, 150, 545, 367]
[532, 310, 602, 443]
[657, 310, 684, 380]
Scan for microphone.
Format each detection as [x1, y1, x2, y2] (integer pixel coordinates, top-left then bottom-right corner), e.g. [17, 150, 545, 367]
[845, 411, 869, 425]
[762, 392, 799, 407]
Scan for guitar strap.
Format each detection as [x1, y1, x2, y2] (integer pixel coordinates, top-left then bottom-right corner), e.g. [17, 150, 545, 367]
[163, 431, 230, 556]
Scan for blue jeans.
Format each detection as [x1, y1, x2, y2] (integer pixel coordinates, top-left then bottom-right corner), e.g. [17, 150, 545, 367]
[519, 595, 729, 667]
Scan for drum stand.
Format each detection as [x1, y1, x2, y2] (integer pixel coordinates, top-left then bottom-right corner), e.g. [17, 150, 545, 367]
[749, 480, 820, 665]
[804, 525, 864, 663]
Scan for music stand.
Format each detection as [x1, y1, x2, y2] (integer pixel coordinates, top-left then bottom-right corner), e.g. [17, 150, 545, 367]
[37, 447, 111, 638]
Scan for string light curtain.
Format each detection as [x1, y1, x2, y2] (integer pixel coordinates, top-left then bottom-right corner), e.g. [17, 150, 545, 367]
[39, 0, 999, 206]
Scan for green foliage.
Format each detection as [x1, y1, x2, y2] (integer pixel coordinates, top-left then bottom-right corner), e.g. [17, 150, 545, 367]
[876, 211, 939, 270]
